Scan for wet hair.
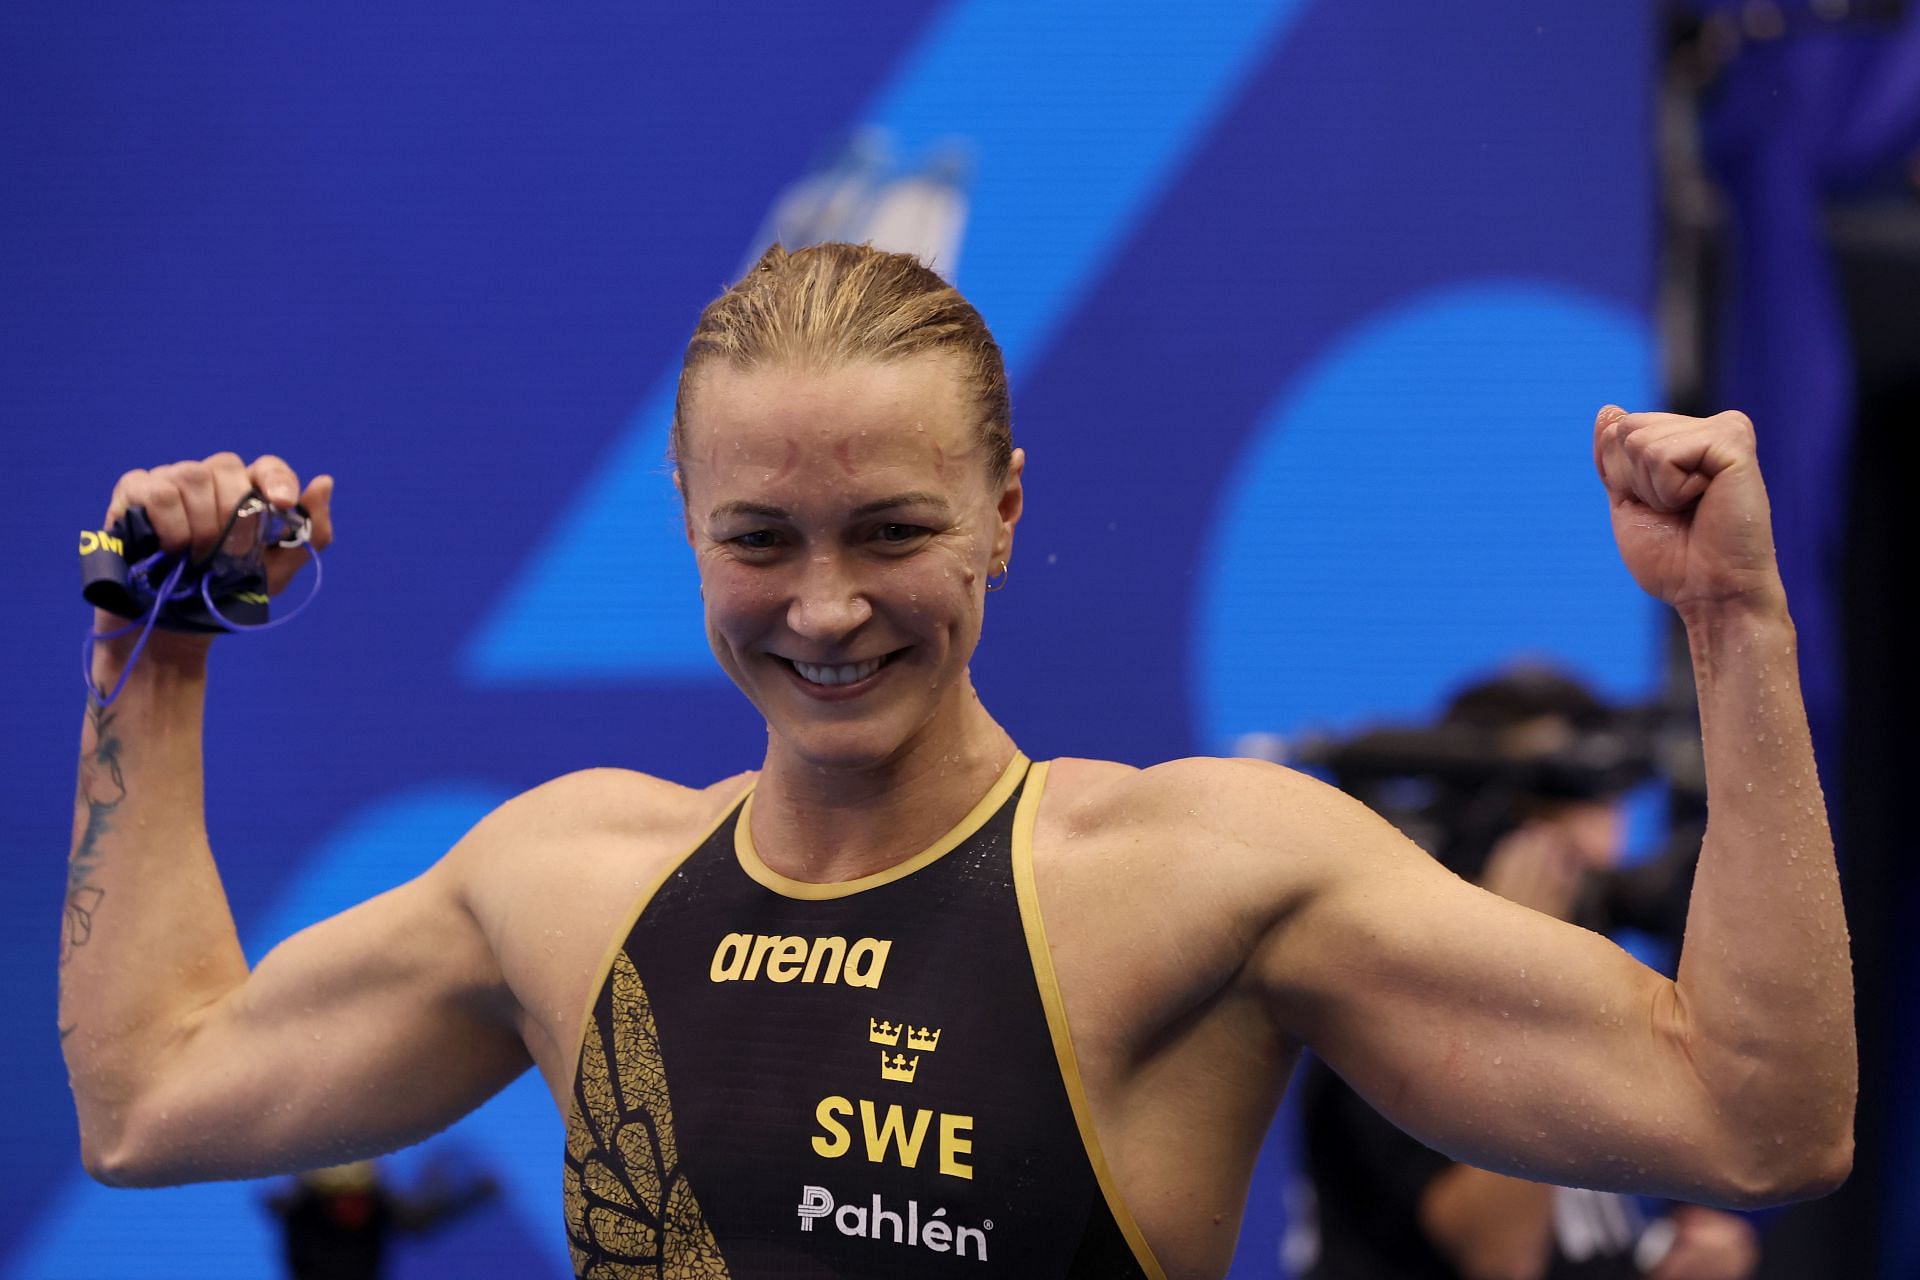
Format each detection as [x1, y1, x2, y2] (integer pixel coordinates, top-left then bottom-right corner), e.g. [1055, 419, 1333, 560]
[671, 242, 1013, 491]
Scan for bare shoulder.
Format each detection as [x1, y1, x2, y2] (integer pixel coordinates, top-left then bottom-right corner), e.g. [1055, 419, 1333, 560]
[1035, 754, 1432, 970]
[1015, 752, 1423, 1141]
[473, 764, 756, 841]
[1032, 755, 1380, 996]
[1030, 754, 1452, 1071]
[448, 766, 757, 883]
[444, 765, 759, 1101]
[1039, 752, 1372, 869]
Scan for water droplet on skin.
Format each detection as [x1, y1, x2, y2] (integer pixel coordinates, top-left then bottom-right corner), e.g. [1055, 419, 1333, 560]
[1493, 1056, 1503, 1066]
[1530, 998, 1541, 1007]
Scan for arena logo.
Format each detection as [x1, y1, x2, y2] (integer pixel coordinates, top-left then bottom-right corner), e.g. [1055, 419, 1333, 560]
[795, 1184, 994, 1261]
[709, 932, 891, 987]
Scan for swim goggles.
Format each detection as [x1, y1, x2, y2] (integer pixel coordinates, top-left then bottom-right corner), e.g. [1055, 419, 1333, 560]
[79, 490, 322, 706]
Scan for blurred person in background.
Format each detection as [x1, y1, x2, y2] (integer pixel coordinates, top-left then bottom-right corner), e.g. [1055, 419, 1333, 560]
[264, 1157, 497, 1280]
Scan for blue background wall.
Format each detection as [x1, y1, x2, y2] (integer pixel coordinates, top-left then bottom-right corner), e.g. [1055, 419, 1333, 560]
[1, 4, 1665, 1275]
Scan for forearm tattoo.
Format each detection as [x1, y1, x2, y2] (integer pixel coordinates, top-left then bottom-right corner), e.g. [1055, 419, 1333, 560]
[63, 693, 123, 968]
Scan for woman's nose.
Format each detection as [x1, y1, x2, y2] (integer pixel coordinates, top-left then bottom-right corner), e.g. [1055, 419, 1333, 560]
[786, 554, 873, 640]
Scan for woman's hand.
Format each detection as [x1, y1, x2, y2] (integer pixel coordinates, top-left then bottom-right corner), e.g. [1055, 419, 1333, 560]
[1592, 407, 1783, 618]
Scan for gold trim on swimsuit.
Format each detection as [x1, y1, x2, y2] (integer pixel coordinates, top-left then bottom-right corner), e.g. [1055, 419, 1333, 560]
[1011, 760, 1170, 1280]
[732, 751, 1030, 900]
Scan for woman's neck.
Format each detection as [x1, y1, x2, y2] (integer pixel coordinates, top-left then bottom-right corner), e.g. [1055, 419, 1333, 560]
[748, 700, 1020, 883]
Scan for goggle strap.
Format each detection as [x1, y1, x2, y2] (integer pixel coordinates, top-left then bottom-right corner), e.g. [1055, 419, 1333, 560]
[197, 542, 324, 633]
[85, 558, 185, 709]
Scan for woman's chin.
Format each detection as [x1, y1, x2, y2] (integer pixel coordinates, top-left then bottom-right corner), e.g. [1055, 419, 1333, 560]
[762, 704, 936, 772]
[775, 735, 904, 774]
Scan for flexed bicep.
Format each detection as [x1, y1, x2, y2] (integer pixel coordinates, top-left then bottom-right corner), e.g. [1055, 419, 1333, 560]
[1248, 779, 1760, 1206]
[98, 857, 528, 1186]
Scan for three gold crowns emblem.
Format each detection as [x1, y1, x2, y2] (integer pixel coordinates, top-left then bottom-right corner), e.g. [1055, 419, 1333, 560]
[868, 1017, 941, 1083]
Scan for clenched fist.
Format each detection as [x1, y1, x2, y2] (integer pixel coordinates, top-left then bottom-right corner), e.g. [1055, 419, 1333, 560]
[91, 454, 335, 662]
[104, 453, 335, 599]
[1593, 407, 1784, 617]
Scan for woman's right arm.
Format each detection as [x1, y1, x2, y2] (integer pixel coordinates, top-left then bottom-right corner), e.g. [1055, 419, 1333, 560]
[60, 455, 529, 1185]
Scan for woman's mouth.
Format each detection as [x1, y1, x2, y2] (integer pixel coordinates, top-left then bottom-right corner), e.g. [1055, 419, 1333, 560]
[778, 648, 908, 697]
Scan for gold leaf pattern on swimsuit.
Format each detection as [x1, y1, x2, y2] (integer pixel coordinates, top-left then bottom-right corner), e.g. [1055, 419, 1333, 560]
[564, 951, 730, 1279]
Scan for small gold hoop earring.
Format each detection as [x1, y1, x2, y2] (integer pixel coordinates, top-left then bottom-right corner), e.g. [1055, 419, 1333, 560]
[985, 559, 1009, 593]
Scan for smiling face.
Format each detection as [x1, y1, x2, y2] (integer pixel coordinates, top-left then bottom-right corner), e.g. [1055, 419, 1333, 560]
[676, 353, 1023, 771]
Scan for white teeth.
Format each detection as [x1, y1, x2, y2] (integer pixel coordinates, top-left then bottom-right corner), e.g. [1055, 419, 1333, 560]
[792, 655, 886, 686]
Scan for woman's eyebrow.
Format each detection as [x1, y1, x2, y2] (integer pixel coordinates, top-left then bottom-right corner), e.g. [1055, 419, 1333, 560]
[849, 492, 950, 518]
[708, 492, 951, 522]
[708, 500, 788, 522]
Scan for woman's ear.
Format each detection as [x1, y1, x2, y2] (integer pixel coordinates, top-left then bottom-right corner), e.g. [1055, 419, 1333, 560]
[994, 448, 1026, 561]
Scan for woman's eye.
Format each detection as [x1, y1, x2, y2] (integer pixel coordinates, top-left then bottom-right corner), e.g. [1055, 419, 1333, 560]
[875, 523, 928, 544]
[732, 530, 781, 551]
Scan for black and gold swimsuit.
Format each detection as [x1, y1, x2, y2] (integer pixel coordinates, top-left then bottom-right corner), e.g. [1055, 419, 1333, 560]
[562, 753, 1163, 1278]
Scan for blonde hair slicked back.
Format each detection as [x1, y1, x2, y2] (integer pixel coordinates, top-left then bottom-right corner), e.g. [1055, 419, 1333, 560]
[673, 242, 1013, 486]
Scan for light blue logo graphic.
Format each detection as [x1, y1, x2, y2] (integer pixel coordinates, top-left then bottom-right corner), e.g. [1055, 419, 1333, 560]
[1195, 282, 1660, 752]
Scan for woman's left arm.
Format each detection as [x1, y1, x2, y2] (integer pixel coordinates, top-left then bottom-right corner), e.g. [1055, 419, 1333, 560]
[1240, 408, 1854, 1206]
